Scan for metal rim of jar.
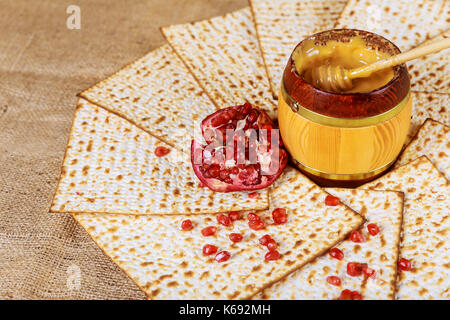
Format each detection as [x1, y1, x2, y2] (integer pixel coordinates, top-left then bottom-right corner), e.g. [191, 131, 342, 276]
[292, 157, 396, 181]
[280, 82, 411, 128]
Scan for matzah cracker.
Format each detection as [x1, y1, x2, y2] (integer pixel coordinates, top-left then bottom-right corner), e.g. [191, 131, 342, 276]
[396, 119, 449, 179]
[361, 156, 450, 300]
[409, 30, 449, 94]
[50, 99, 269, 215]
[80, 44, 217, 152]
[250, 0, 347, 96]
[408, 91, 449, 144]
[255, 189, 403, 300]
[72, 166, 363, 299]
[336, 0, 450, 51]
[161, 8, 277, 119]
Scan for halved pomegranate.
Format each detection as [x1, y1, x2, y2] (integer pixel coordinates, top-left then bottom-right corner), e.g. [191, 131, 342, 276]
[191, 103, 288, 192]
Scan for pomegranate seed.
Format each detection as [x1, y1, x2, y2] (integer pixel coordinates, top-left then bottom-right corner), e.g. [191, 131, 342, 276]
[326, 276, 341, 286]
[338, 289, 362, 300]
[201, 226, 217, 236]
[367, 223, 380, 236]
[216, 214, 232, 227]
[259, 234, 272, 246]
[325, 194, 340, 206]
[329, 248, 344, 260]
[266, 239, 277, 251]
[249, 219, 265, 230]
[229, 233, 243, 243]
[272, 208, 287, 224]
[349, 230, 365, 243]
[347, 262, 367, 277]
[338, 289, 352, 300]
[247, 109, 259, 123]
[202, 244, 218, 256]
[351, 291, 362, 300]
[154, 146, 170, 157]
[215, 251, 231, 263]
[228, 211, 241, 221]
[362, 266, 376, 279]
[398, 258, 412, 271]
[181, 219, 193, 231]
[248, 192, 259, 199]
[247, 213, 261, 221]
[208, 164, 220, 178]
[265, 250, 280, 261]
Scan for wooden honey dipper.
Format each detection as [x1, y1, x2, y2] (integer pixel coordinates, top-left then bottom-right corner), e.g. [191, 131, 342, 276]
[312, 37, 450, 92]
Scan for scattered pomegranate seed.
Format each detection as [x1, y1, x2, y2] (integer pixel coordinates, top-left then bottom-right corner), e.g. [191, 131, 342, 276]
[248, 192, 259, 199]
[329, 248, 344, 260]
[367, 223, 380, 236]
[266, 239, 277, 251]
[265, 250, 280, 261]
[351, 291, 362, 300]
[325, 195, 340, 206]
[259, 234, 272, 246]
[181, 219, 193, 231]
[154, 146, 170, 157]
[326, 276, 342, 286]
[229, 233, 243, 243]
[349, 230, 365, 243]
[272, 208, 287, 224]
[202, 244, 218, 256]
[362, 266, 376, 279]
[198, 182, 206, 188]
[201, 226, 217, 236]
[217, 214, 232, 227]
[249, 220, 265, 230]
[228, 211, 241, 221]
[398, 258, 412, 271]
[347, 262, 367, 277]
[247, 213, 261, 221]
[338, 289, 362, 300]
[215, 251, 231, 263]
[75, 192, 81, 196]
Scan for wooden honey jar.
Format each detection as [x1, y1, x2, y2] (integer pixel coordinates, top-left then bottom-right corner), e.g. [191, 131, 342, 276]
[278, 29, 412, 187]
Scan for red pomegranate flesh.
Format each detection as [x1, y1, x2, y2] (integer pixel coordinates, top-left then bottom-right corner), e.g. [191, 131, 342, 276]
[191, 102, 288, 192]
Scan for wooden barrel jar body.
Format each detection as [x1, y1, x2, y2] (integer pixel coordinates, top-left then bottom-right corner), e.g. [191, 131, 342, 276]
[278, 29, 411, 187]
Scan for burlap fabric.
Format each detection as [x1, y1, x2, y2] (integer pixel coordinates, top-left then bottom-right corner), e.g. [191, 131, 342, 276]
[0, 0, 246, 300]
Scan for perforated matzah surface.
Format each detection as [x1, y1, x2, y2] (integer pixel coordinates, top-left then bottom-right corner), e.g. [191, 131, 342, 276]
[72, 166, 363, 299]
[161, 8, 278, 119]
[361, 156, 450, 299]
[396, 119, 449, 179]
[249, 0, 347, 96]
[255, 189, 403, 300]
[336, 0, 449, 51]
[51, 99, 269, 215]
[80, 44, 217, 152]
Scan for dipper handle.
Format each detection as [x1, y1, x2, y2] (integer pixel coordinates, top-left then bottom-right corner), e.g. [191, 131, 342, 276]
[349, 37, 450, 78]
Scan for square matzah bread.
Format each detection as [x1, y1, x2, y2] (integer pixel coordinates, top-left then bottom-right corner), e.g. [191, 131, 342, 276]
[408, 91, 449, 144]
[72, 166, 363, 299]
[50, 99, 269, 215]
[74, 168, 363, 299]
[80, 44, 217, 152]
[249, 0, 348, 96]
[396, 119, 449, 179]
[255, 189, 403, 300]
[361, 156, 450, 299]
[161, 8, 278, 119]
[336, 0, 449, 51]
[409, 30, 449, 94]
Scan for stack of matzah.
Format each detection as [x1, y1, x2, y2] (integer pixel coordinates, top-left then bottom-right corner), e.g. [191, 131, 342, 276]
[51, 0, 449, 300]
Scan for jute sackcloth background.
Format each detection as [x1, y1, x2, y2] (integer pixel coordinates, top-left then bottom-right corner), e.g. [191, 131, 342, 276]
[0, 0, 247, 299]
